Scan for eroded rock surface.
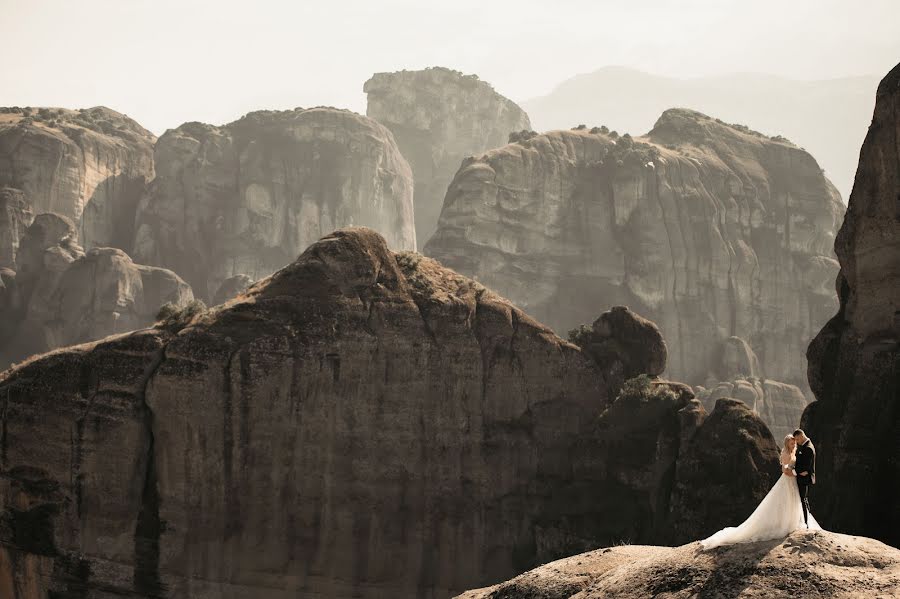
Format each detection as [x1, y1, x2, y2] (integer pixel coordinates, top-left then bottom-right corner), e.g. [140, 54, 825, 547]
[211, 273, 253, 305]
[456, 530, 900, 598]
[570, 305, 668, 399]
[133, 107, 415, 300]
[0, 227, 778, 599]
[0, 213, 192, 368]
[365, 67, 531, 244]
[0, 106, 155, 250]
[803, 61, 900, 548]
[0, 186, 33, 267]
[426, 109, 844, 399]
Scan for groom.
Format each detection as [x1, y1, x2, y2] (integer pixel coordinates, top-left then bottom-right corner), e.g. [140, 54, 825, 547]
[792, 429, 816, 528]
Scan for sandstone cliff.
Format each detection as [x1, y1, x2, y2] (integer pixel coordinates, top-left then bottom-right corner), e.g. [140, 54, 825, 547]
[0, 228, 778, 599]
[0, 106, 155, 251]
[365, 67, 531, 244]
[0, 213, 193, 369]
[804, 61, 900, 548]
[426, 110, 844, 401]
[0, 186, 33, 268]
[457, 530, 900, 598]
[133, 107, 416, 300]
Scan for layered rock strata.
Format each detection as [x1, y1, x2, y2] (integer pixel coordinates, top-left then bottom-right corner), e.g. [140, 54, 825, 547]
[0, 106, 156, 250]
[365, 67, 531, 244]
[426, 109, 844, 397]
[133, 107, 415, 300]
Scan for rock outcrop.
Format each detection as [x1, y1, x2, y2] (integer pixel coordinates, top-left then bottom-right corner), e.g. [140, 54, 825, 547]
[569, 305, 668, 399]
[692, 336, 810, 440]
[803, 61, 900, 548]
[133, 107, 415, 300]
[0, 186, 33, 267]
[365, 67, 531, 244]
[698, 377, 808, 442]
[426, 109, 844, 400]
[211, 273, 253, 305]
[0, 106, 156, 251]
[0, 213, 192, 369]
[457, 530, 900, 598]
[0, 227, 778, 599]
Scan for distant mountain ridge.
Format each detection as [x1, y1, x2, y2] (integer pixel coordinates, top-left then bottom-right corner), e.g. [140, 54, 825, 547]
[523, 66, 879, 200]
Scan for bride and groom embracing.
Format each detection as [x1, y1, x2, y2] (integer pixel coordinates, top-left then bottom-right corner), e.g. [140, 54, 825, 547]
[700, 429, 821, 549]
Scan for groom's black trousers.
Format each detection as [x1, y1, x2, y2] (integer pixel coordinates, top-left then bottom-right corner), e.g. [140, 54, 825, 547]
[797, 482, 811, 526]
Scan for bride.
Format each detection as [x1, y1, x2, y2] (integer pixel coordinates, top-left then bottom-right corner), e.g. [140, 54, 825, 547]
[700, 434, 821, 549]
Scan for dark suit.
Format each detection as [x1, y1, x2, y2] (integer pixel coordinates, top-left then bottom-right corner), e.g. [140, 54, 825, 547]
[795, 439, 816, 526]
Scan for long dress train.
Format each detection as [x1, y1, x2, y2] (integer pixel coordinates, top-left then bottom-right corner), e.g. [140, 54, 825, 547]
[700, 457, 821, 549]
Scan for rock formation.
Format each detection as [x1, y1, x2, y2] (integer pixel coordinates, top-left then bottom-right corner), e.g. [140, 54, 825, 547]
[0, 227, 778, 598]
[211, 273, 254, 305]
[133, 107, 415, 300]
[0, 213, 193, 369]
[0, 106, 156, 250]
[0, 186, 33, 268]
[692, 336, 809, 440]
[570, 305, 668, 398]
[522, 66, 879, 200]
[364, 67, 531, 244]
[457, 530, 900, 598]
[803, 61, 900, 548]
[426, 109, 844, 402]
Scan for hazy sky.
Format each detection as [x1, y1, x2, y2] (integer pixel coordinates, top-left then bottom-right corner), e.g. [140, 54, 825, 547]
[4, 0, 899, 135]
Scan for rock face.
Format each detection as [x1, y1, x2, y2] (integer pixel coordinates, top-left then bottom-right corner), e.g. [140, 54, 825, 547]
[692, 336, 810, 440]
[211, 273, 253, 305]
[570, 305, 668, 399]
[536, 389, 779, 560]
[0, 213, 193, 368]
[0, 186, 33, 267]
[133, 107, 415, 300]
[803, 62, 900, 548]
[698, 377, 808, 442]
[0, 227, 778, 599]
[0, 106, 156, 250]
[426, 110, 844, 399]
[456, 530, 900, 598]
[364, 67, 531, 244]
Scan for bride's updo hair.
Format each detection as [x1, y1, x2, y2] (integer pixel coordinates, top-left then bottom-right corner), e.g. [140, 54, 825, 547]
[783, 434, 795, 450]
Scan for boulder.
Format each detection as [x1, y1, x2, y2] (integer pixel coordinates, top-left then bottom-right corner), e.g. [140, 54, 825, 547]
[365, 67, 531, 244]
[803, 61, 900, 548]
[426, 109, 844, 399]
[133, 107, 415, 300]
[0, 106, 155, 250]
[570, 305, 668, 398]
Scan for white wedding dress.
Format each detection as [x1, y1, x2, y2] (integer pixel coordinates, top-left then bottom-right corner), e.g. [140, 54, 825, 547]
[700, 451, 821, 549]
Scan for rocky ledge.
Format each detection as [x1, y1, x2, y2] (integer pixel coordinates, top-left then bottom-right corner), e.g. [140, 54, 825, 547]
[457, 530, 900, 598]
